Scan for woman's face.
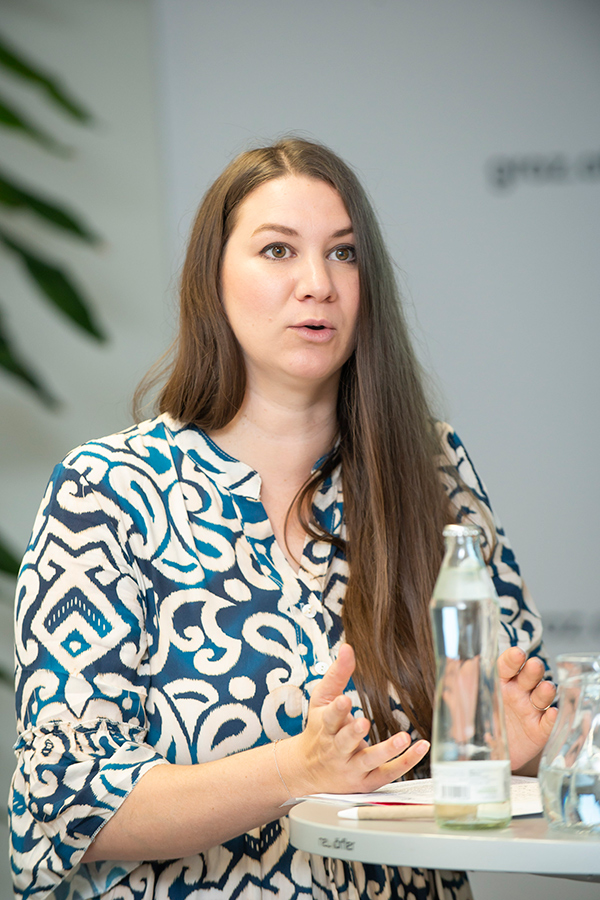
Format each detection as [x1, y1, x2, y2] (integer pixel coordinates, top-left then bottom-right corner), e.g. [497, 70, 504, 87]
[220, 175, 360, 398]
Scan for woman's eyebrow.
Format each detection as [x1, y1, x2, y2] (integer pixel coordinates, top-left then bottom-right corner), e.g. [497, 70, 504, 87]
[251, 224, 354, 238]
[252, 223, 298, 237]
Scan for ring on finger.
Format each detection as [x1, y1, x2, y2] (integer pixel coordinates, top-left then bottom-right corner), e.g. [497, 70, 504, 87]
[530, 698, 553, 712]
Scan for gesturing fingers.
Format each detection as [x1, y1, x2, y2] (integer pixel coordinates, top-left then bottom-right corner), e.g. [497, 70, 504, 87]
[331, 714, 372, 757]
[300, 642, 432, 793]
[497, 646, 527, 683]
[320, 694, 355, 736]
[514, 656, 547, 693]
[310, 644, 356, 708]
[498, 648, 553, 701]
[529, 677, 556, 712]
[358, 735, 430, 791]
[499, 647, 558, 772]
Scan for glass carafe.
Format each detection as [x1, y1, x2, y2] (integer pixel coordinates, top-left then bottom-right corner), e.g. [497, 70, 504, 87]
[539, 653, 600, 833]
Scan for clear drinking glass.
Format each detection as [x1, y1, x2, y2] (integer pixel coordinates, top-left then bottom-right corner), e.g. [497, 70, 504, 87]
[539, 653, 600, 834]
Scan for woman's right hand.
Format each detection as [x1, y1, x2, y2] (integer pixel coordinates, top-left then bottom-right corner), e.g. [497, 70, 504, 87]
[82, 643, 428, 864]
[280, 643, 429, 797]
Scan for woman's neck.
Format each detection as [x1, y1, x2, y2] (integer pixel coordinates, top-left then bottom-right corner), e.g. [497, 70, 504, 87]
[207, 381, 339, 480]
[207, 385, 338, 572]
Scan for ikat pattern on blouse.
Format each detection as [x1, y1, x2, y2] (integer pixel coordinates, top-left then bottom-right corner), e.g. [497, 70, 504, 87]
[10, 415, 548, 900]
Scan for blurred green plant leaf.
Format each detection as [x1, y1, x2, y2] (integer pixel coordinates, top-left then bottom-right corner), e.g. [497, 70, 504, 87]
[0, 90, 69, 154]
[0, 228, 106, 341]
[0, 33, 92, 123]
[0, 305, 57, 405]
[0, 533, 21, 578]
[0, 166, 99, 242]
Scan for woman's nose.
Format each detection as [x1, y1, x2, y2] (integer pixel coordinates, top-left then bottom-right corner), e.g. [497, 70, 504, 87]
[294, 256, 335, 303]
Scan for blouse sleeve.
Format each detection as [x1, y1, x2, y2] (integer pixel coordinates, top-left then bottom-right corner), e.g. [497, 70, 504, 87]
[436, 423, 550, 671]
[10, 459, 169, 900]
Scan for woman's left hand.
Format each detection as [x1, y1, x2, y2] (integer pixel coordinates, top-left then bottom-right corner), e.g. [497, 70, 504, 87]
[498, 646, 558, 774]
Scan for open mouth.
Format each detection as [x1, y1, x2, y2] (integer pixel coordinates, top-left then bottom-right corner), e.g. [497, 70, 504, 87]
[291, 321, 335, 341]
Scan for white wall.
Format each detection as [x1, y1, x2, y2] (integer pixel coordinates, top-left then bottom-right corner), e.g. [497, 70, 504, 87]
[0, 0, 168, 891]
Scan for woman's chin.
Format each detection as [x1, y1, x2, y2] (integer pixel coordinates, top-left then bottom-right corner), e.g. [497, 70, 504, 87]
[245, 362, 342, 400]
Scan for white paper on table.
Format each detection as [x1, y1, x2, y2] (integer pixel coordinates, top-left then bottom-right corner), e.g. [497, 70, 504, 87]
[308, 775, 542, 817]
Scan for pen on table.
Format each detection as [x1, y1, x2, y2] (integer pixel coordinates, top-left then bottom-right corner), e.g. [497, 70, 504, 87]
[338, 804, 435, 820]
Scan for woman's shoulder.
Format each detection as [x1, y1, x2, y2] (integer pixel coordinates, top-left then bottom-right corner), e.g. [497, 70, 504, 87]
[57, 413, 179, 484]
[433, 420, 464, 463]
[433, 420, 492, 509]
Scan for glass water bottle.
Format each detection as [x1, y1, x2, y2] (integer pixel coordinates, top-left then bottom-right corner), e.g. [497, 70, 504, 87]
[429, 524, 511, 828]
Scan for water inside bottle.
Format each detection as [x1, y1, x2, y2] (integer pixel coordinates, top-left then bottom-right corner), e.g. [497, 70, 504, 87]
[430, 526, 511, 830]
[434, 799, 512, 829]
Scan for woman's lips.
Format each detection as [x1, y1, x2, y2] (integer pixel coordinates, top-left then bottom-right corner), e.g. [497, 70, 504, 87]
[290, 320, 336, 342]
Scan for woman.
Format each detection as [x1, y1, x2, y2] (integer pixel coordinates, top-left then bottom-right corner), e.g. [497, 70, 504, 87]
[10, 138, 557, 900]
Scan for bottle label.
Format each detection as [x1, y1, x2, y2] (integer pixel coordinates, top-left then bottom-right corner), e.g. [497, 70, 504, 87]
[432, 760, 510, 804]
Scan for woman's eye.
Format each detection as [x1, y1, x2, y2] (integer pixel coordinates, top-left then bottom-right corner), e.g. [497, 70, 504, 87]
[263, 244, 290, 259]
[329, 246, 356, 262]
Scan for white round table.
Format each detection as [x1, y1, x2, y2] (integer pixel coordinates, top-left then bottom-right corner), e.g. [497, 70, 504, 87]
[289, 802, 600, 878]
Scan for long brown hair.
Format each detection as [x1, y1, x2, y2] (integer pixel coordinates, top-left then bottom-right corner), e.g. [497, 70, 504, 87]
[136, 137, 452, 741]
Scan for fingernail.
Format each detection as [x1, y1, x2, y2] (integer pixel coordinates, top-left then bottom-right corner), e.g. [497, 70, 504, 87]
[393, 733, 410, 751]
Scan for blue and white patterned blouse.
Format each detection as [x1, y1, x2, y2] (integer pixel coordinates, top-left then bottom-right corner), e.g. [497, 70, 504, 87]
[10, 414, 547, 900]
